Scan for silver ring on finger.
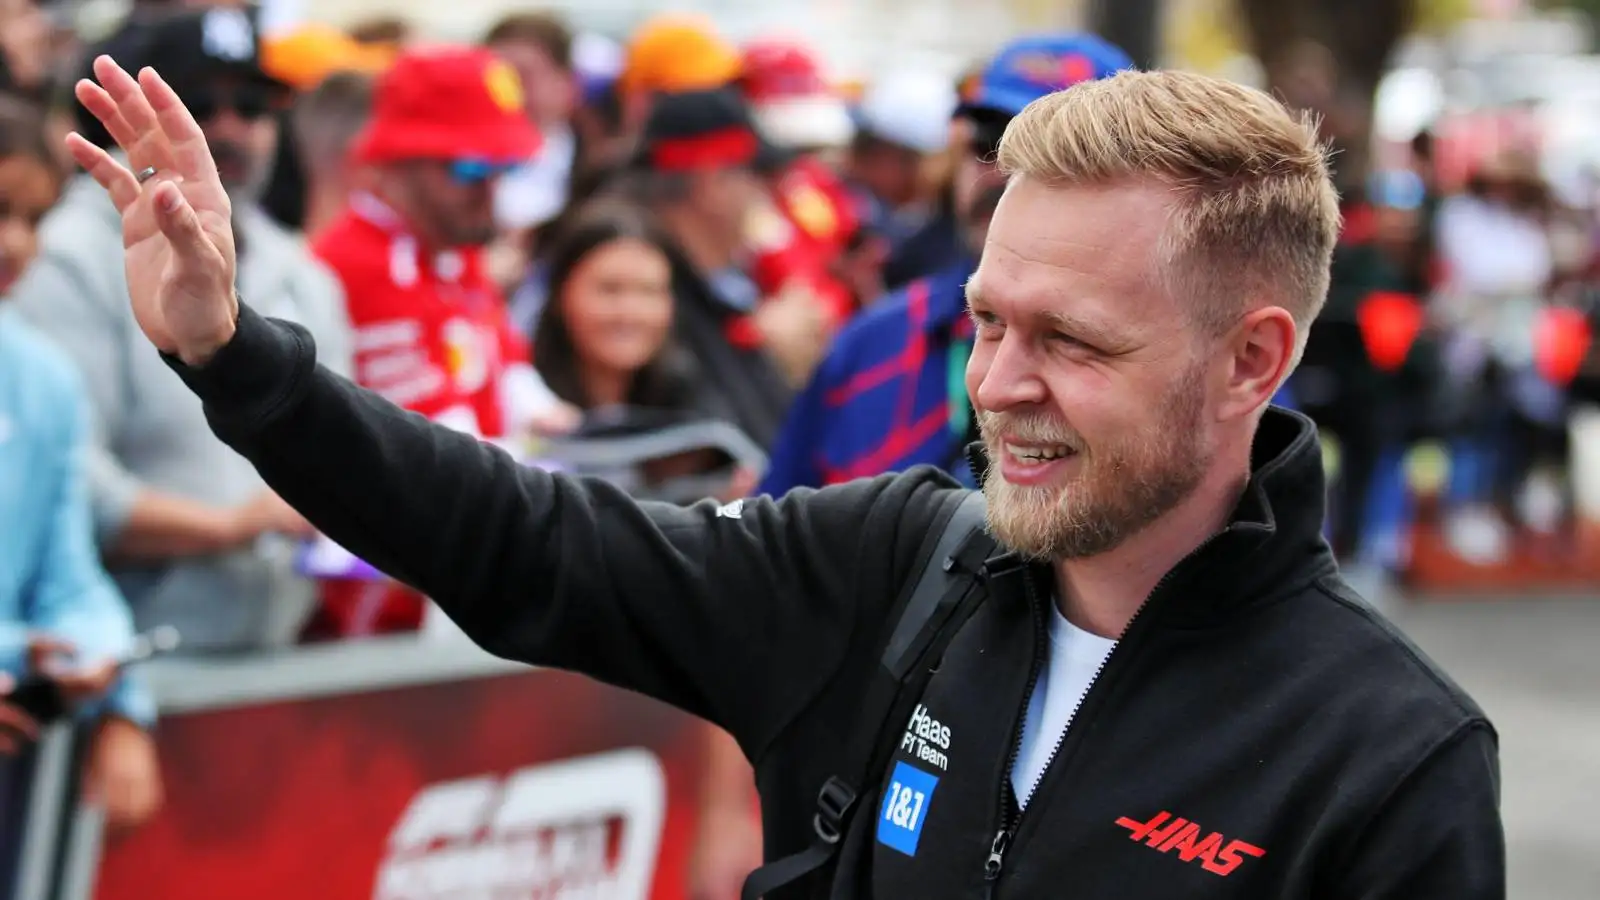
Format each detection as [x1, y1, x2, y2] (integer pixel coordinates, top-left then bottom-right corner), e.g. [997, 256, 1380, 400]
[136, 166, 158, 185]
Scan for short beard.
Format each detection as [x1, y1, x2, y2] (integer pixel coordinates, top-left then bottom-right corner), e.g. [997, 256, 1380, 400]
[980, 362, 1211, 561]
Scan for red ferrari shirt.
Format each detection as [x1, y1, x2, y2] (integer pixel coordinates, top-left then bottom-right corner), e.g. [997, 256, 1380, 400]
[306, 193, 535, 639]
[312, 193, 528, 439]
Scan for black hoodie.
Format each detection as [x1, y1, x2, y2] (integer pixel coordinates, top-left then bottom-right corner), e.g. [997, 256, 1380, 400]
[166, 305, 1504, 899]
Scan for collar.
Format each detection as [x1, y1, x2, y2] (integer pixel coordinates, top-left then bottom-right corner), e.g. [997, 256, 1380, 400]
[967, 406, 1333, 624]
[349, 191, 478, 287]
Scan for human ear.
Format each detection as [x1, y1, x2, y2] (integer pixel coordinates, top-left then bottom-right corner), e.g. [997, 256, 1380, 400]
[1216, 306, 1295, 422]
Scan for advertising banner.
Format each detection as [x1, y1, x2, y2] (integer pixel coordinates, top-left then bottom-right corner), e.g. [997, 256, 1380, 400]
[91, 670, 706, 900]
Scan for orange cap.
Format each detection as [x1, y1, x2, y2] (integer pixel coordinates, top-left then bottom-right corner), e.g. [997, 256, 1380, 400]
[261, 25, 396, 91]
[619, 13, 741, 95]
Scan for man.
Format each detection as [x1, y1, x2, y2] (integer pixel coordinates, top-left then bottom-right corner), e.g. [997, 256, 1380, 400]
[286, 69, 376, 239]
[737, 39, 867, 332]
[615, 13, 742, 139]
[72, 54, 1504, 899]
[760, 33, 1133, 495]
[13, 5, 352, 653]
[307, 45, 575, 638]
[846, 68, 957, 256]
[483, 11, 580, 235]
[257, 23, 393, 235]
[618, 87, 815, 442]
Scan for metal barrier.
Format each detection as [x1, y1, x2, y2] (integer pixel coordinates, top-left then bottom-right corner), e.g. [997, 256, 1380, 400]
[28, 634, 709, 900]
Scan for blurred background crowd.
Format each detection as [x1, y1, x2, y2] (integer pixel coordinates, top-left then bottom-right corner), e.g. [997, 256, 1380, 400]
[3, 0, 1600, 897]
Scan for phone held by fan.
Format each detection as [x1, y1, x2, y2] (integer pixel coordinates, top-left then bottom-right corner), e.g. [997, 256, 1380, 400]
[4, 626, 182, 725]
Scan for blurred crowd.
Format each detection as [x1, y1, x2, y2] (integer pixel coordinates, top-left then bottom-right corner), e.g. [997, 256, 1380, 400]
[4, 0, 1600, 895]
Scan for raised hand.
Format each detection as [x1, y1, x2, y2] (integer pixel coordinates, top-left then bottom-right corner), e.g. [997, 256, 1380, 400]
[66, 56, 238, 365]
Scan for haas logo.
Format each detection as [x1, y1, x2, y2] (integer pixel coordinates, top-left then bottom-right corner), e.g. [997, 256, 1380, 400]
[374, 748, 666, 900]
[1114, 810, 1265, 877]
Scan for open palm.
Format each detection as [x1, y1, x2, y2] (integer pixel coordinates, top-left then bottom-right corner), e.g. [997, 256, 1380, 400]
[65, 56, 239, 364]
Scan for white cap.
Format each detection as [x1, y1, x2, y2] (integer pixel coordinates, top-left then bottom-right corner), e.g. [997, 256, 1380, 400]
[857, 70, 957, 154]
[754, 96, 857, 150]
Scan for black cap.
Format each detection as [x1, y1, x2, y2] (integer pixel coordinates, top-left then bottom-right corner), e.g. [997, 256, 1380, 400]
[635, 87, 790, 174]
[75, 6, 282, 148]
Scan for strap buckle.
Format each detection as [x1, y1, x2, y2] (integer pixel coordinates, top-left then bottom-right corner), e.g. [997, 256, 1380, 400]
[812, 776, 857, 845]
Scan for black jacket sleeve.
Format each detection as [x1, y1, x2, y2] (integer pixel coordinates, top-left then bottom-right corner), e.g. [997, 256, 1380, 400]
[164, 304, 956, 756]
[1326, 721, 1505, 899]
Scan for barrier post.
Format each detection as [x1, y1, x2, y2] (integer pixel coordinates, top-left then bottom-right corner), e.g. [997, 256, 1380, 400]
[8, 725, 76, 900]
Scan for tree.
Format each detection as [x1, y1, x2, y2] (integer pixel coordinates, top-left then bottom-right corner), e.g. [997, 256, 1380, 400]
[1233, 0, 1473, 189]
[1086, 0, 1165, 69]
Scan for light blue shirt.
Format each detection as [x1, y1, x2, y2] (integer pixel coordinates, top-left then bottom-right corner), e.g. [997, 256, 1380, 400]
[0, 308, 154, 727]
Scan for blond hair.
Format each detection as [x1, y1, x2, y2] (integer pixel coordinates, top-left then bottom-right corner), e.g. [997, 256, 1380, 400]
[996, 70, 1341, 357]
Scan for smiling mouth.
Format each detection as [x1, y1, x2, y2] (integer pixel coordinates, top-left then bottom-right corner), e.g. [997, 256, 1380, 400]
[1003, 441, 1079, 465]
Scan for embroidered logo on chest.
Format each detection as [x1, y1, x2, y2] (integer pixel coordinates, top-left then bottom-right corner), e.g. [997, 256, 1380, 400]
[1114, 810, 1266, 877]
[898, 703, 951, 771]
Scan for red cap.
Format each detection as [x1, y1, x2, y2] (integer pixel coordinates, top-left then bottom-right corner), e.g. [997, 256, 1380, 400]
[739, 40, 830, 104]
[739, 40, 853, 149]
[353, 45, 541, 164]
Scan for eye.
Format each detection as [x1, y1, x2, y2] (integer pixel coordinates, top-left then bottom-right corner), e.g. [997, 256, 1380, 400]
[1048, 329, 1104, 358]
[971, 309, 1003, 337]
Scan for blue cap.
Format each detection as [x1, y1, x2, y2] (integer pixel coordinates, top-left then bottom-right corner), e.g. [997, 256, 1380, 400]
[958, 33, 1134, 120]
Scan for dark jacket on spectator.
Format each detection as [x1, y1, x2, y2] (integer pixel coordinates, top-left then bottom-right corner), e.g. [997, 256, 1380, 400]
[666, 255, 794, 449]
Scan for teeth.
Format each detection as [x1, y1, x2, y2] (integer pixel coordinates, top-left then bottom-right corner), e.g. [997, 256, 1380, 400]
[1005, 442, 1073, 463]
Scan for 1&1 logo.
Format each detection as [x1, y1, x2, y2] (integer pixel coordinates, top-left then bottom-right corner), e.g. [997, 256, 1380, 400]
[876, 761, 940, 856]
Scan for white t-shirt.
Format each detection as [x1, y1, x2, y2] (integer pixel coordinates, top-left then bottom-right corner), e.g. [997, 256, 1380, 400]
[1011, 606, 1118, 809]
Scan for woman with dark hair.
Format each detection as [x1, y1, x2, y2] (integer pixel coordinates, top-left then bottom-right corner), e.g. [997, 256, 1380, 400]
[532, 201, 759, 500]
[532, 201, 696, 411]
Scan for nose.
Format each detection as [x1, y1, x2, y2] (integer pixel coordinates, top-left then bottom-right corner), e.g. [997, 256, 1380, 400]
[970, 328, 1048, 414]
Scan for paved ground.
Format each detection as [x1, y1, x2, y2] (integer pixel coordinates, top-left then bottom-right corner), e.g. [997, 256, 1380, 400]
[1389, 595, 1600, 899]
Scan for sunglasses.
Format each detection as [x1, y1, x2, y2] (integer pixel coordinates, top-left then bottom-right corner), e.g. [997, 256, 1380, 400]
[447, 158, 520, 185]
[177, 83, 279, 122]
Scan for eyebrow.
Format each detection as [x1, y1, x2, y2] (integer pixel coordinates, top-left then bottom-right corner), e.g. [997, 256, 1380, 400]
[1035, 308, 1123, 347]
[966, 280, 1126, 349]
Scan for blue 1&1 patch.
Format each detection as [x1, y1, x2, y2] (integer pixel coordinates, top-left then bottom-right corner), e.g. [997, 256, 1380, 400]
[877, 761, 939, 856]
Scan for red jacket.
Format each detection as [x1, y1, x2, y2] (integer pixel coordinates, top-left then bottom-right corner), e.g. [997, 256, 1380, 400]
[305, 193, 533, 639]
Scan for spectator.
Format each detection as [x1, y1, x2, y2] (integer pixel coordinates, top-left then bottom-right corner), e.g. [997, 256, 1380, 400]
[532, 203, 694, 413]
[617, 88, 807, 447]
[566, 30, 626, 187]
[288, 69, 377, 238]
[615, 13, 741, 147]
[846, 69, 956, 257]
[1433, 151, 1561, 563]
[877, 63, 982, 290]
[11, 5, 353, 652]
[533, 201, 760, 502]
[483, 12, 580, 235]
[736, 39, 868, 329]
[760, 34, 1134, 495]
[0, 95, 160, 830]
[1295, 172, 1436, 586]
[0, 0, 50, 101]
[306, 45, 577, 641]
[256, 24, 394, 233]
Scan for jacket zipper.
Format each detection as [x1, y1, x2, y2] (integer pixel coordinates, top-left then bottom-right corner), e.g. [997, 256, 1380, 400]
[981, 530, 1229, 897]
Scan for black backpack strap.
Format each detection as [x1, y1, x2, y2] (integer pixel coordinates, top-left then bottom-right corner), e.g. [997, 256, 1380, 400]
[741, 492, 994, 900]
